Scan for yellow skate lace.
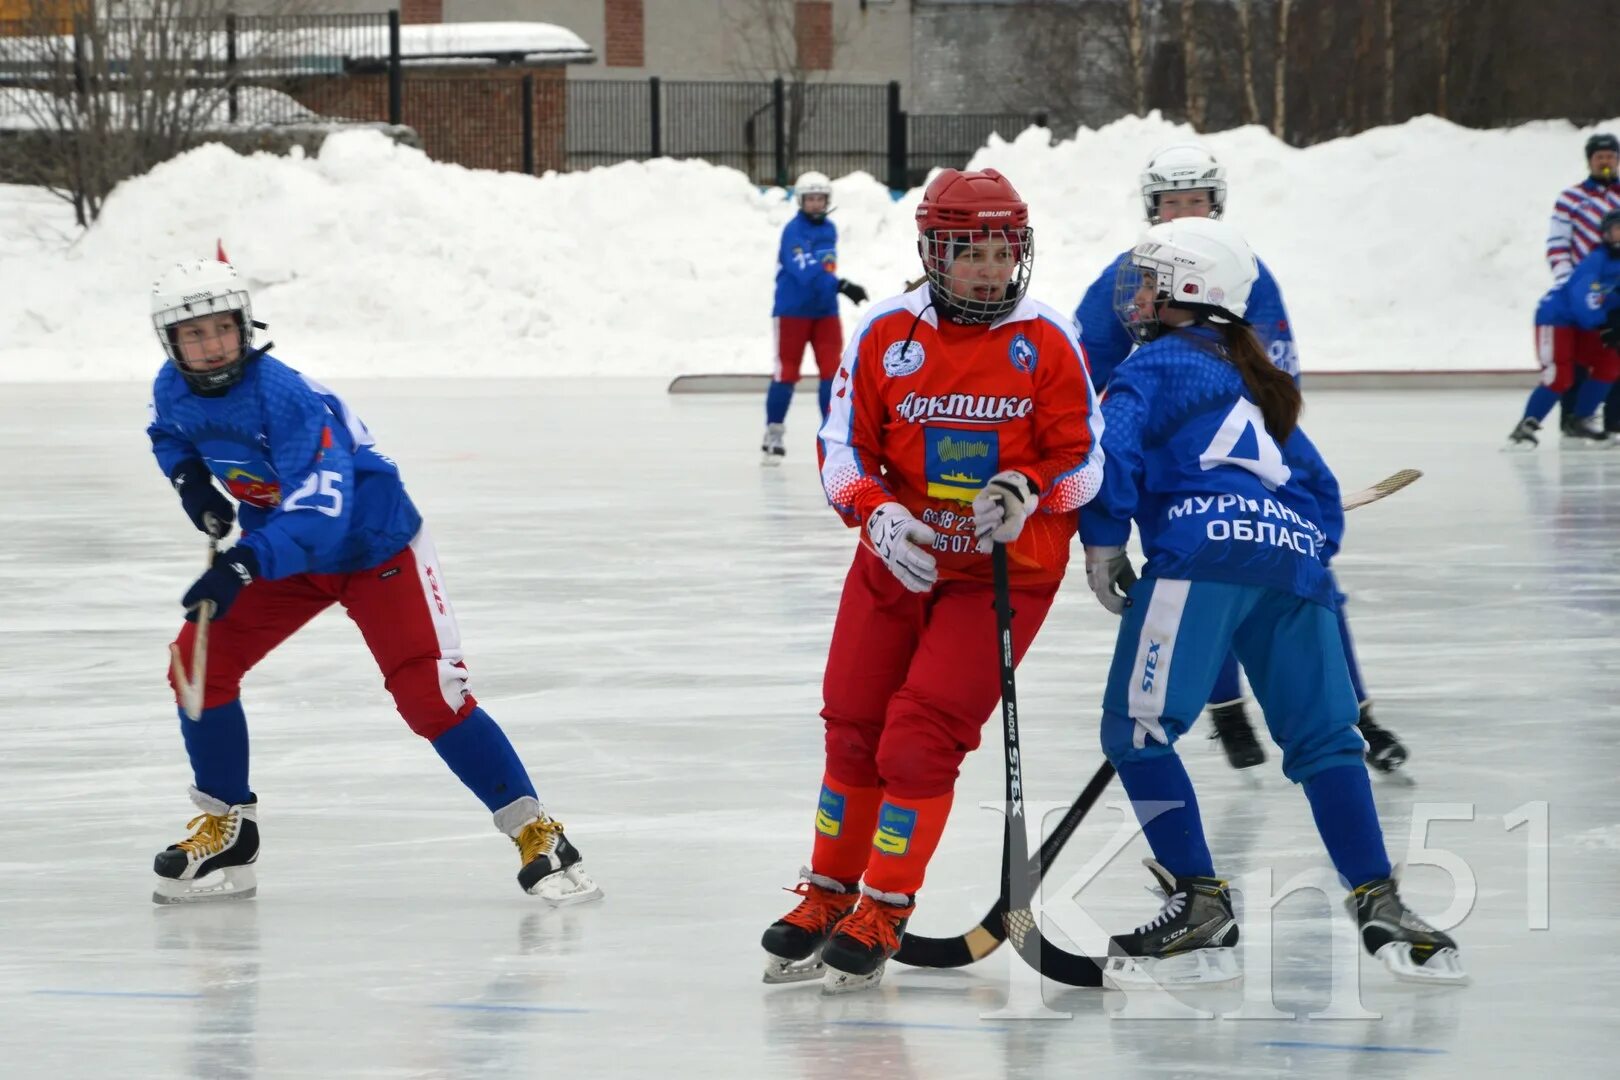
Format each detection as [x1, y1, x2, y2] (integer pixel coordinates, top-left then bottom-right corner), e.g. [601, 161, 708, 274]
[780, 881, 857, 933]
[176, 813, 231, 857]
[514, 817, 564, 865]
[835, 898, 914, 952]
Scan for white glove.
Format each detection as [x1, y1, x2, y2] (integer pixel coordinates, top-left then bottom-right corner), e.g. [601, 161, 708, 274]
[867, 502, 939, 593]
[972, 470, 1039, 547]
[1084, 545, 1138, 615]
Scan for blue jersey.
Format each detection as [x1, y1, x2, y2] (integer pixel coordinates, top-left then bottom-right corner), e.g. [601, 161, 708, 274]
[1534, 244, 1620, 329]
[147, 355, 422, 580]
[773, 212, 841, 318]
[1074, 250, 1298, 389]
[1079, 327, 1343, 609]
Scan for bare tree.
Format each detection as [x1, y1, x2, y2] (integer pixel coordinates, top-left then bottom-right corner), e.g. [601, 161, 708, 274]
[1272, 0, 1292, 138]
[1178, 0, 1205, 131]
[720, 0, 863, 177]
[1235, 0, 1262, 126]
[1, 0, 311, 225]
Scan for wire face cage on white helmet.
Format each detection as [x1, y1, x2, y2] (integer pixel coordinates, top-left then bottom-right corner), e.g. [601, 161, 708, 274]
[795, 170, 834, 218]
[1139, 143, 1228, 224]
[1113, 217, 1258, 344]
[151, 259, 255, 392]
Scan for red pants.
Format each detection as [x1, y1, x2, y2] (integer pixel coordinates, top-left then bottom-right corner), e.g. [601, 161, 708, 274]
[1537, 325, 1620, 391]
[774, 315, 843, 383]
[821, 544, 1059, 799]
[168, 528, 476, 739]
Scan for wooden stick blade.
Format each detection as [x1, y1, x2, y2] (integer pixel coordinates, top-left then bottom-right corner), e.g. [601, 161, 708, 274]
[1341, 468, 1422, 511]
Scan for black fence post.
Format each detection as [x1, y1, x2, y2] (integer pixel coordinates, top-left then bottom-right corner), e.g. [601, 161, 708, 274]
[648, 76, 662, 158]
[886, 80, 905, 192]
[226, 13, 239, 125]
[387, 10, 402, 126]
[772, 76, 787, 187]
[521, 73, 535, 174]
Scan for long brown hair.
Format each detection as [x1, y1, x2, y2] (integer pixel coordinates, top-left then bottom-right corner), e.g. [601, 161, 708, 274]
[1218, 322, 1300, 441]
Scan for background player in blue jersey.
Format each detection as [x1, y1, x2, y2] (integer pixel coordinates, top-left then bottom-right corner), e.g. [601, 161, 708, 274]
[146, 257, 601, 907]
[1079, 218, 1465, 987]
[762, 171, 867, 463]
[1508, 209, 1620, 449]
[1073, 143, 1406, 776]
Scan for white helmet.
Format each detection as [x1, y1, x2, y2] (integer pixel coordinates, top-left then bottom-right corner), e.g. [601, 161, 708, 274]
[795, 170, 834, 218]
[151, 258, 256, 391]
[1113, 217, 1257, 343]
[1139, 142, 1227, 223]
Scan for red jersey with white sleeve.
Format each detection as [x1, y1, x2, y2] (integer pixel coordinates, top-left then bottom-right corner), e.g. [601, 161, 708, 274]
[817, 287, 1105, 585]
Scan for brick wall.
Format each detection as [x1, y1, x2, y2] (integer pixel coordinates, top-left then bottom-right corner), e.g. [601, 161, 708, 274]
[604, 0, 644, 68]
[401, 0, 442, 25]
[795, 1, 833, 72]
[284, 66, 567, 175]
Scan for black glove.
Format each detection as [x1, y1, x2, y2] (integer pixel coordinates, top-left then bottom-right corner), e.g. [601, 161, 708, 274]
[1602, 308, 1620, 352]
[838, 279, 869, 305]
[170, 459, 235, 539]
[181, 545, 259, 621]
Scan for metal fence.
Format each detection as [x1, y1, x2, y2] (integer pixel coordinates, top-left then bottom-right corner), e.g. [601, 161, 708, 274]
[567, 76, 1045, 189]
[0, 11, 1043, 190]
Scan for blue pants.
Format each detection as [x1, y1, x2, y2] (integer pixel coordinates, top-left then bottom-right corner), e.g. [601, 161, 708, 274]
[1207, 578, 1367, 707]
[1103, 579, 1366, 784]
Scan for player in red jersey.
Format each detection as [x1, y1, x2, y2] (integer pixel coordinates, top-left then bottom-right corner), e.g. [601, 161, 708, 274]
[759, 168, 1105, 993]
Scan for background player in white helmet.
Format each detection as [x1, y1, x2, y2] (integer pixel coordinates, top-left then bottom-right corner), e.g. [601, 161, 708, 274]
[1079, 216, 1465, 987]
[1545, 134, 1620, 433]
[146, 256, 601, 907]
[1072, 142, 1408, 776]
[761, 170, 868, 463]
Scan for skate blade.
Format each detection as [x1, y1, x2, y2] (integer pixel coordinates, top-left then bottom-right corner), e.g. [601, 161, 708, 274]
[763, 952, 825, 984]
[152, 865, 257, 906]
[526, 865, 603, 907]
[1104, 947, 1242, 989]
[760, 452, 784, 467]
[1377, 943, 1470, 985]
[1561, 438, 1617, 450]
[821, 964, 886, 995]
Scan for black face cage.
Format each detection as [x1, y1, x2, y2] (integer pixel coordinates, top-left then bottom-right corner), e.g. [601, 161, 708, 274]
[154, 290, 255, 392]
[1113, 254, 1171, 345]
[919, 226, 1034, 324]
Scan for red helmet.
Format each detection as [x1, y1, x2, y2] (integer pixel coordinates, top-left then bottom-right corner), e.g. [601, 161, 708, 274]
[915, 168, 1029, 233]
[915, 169, 1033, 324]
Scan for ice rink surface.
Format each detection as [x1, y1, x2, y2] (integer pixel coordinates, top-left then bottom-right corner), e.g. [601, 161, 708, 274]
[2, 380, 1616, 1079]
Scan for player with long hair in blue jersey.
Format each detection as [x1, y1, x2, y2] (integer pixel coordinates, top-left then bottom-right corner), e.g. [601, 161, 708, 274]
[145, 257, 601, 907]
[1074, 142, 1408, 777]
[1078, 218, 1466, 986]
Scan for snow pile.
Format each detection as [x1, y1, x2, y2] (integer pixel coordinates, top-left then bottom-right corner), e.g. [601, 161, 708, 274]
[2, 110, 1614, 381]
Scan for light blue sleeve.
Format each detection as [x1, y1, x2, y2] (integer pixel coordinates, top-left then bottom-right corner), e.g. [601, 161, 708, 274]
[1075, 252, 1135, 390]
[1247, 258, 1300, 382]
[146, 387, 198, 478]
[1078, 356, 1154, 547]
[1282, 426, 1343, 561]
[237, 371, 356, 579]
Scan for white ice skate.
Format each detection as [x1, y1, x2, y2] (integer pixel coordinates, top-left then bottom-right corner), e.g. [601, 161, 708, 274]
[152, 787, 259, 905]
[500, 798, 603, 907]
[760, 423, 786, 466]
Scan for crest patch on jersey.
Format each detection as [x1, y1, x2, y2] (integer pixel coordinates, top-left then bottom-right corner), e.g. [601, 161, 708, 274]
[1008, 333, 1038, 374]
[882, 339, 926, 377]
[925, 427, 999, 502]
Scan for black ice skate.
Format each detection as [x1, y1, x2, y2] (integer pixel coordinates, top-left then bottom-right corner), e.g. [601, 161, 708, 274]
[761, 422, 786, 465]
[1208, 700, 1267, 770]
[152, 787, 259, 905]
[1104, 859, 1241, 987]
[1349, 876, 1468, 984]
[1357, 704, 1409, 774]
[1505, 416, 1541, 450]
[499, 798, 602, 906]
[820, 886, 914, 994]
[761, 869, 858, 984]
[1561, 415, 1616, 449]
